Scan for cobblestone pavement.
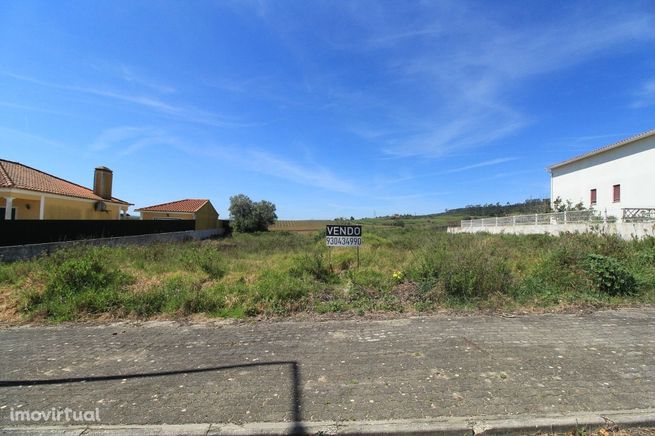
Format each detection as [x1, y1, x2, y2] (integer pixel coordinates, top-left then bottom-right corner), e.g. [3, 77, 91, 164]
[0, 309, 653, 427]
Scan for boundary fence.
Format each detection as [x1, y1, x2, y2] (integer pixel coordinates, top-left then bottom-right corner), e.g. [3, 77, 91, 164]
[460, 210, 602, 229]
[0, 220, 195, 246]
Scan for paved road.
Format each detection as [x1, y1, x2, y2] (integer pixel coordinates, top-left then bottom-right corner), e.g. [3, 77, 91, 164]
[0, 309, 654, 428]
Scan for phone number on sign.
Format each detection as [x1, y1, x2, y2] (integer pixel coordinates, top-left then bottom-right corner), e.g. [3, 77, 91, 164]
[326, 236, 362, 247]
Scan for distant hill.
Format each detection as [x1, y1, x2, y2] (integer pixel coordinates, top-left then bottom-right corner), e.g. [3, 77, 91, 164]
[377, 198, 551, 221]
[439, 198, 551, 219]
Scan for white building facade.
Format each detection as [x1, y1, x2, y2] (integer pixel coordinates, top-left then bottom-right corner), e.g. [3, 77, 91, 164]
[549, 129, 655, 220]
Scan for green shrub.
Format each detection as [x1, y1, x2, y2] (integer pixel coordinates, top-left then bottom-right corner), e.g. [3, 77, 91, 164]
[126, 273, 221, 316]
[363, 233, 392, 247]
[346, 268, 390, 291]
[585, 254, 638, 296]
[289, 252, 335, 282]
[530, 244, 588, 293]
[183, 245, 227, 279]
[440, 250, 513, 301]
[181, 289, 224, 314]
[24, 252, 133, 320]
[410, 240, 514, 302]
[254, 270, 308, 303]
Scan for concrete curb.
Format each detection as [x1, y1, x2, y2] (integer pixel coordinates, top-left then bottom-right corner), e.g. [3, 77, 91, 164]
[1, 409, 654, 435]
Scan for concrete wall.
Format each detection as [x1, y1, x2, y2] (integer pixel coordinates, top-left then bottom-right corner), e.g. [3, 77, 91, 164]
[551, 134, 655, 218]
[448, 222, 655, 240]
[0, 228, 225, 262]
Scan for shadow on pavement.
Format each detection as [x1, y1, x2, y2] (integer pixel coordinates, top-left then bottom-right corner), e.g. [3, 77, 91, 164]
[0, 360, 306, 434]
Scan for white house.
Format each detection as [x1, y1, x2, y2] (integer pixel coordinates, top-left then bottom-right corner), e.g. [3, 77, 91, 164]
[549, 129, 655, 220]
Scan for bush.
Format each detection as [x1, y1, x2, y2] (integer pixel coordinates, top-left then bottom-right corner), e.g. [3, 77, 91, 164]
[289, 252, 335, 282]
[126, 273, 222, 316]
[251, 270, 308, 314]
[585, 254, 638, 296]
[410, 239, 514, 302]
[25, 252, 133, 320]
[183, 245, 227, 279]
[440, 250, 513, 301]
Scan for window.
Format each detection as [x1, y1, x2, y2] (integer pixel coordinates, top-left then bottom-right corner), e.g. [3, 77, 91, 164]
[590, 189, 597, 205]
[613, 184, 621, 203]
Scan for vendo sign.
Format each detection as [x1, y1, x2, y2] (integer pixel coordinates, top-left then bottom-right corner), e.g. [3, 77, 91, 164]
[325, 224, 362, 247]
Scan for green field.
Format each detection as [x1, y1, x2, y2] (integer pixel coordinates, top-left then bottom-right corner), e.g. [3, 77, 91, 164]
[1, 219, 654, 322]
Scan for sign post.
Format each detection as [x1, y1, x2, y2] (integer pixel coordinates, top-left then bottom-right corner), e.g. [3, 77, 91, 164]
[325, 224, 362, 268]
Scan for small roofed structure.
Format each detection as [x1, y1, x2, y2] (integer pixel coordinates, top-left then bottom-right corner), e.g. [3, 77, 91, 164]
[135, 199, 218, 230]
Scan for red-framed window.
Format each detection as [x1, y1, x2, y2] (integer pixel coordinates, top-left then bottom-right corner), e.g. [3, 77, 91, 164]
[590, 189, 597, 205]
[613, 184, 621, 203]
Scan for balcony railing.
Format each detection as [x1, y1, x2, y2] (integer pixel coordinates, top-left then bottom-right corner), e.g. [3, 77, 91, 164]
[622, 208, 655, 223]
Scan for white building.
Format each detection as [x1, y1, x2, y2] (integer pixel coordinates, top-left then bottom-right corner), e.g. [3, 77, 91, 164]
[549, 129, 655, 220]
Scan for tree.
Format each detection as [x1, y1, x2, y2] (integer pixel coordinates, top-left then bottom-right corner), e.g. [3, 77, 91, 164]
[229, 194, 277, 232]
[253, 200, 277, 230]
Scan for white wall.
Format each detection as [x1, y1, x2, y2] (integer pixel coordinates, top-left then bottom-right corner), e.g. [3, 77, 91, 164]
[448, 222, 655, 240]
[550, 134, 655, 219]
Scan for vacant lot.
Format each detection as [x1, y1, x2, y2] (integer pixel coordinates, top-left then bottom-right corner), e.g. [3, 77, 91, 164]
[0, 221, 653, 322]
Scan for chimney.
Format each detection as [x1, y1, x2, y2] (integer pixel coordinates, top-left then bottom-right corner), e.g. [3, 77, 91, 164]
[93, 166, 113, 200]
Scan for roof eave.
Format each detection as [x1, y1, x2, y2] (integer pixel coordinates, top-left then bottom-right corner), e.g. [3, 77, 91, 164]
[548, 128, 655, 171]
[135, 209, 196, 213]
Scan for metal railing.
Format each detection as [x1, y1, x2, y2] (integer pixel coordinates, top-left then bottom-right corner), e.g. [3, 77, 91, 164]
[460, 210, 602, 228]
[622, 208, 655, 223]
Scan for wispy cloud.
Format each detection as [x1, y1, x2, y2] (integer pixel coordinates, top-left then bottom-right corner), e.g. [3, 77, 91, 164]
[346, 6, 655, 158]
[212, 147, 357, 194]
[380, 156, 518, 187]
[631, 80, 655, 108]
[0, 71, 253, 128]
[441, 157, 519, 175]
[0, 126, 73, 152]
[0, 101, 76, 117]
[372, 191, 450, 201]
[89, 61, 176, 94]
[89, 126, 184, 157]
[93, 125, 358, 194]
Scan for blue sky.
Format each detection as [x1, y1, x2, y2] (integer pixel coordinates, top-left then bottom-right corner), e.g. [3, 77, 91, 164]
[1, 1, 654, 219]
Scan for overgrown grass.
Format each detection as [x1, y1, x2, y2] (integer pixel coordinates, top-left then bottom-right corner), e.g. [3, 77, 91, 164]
[1, 224, 653, 322]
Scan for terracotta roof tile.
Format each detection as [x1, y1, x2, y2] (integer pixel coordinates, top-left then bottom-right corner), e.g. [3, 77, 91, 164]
[0, 159, 131, 205]
[136, 199, 209, 213]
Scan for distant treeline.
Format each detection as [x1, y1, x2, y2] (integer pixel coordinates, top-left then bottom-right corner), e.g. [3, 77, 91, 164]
[379, 198, 551, 220]
[442, 198, 551, 218]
